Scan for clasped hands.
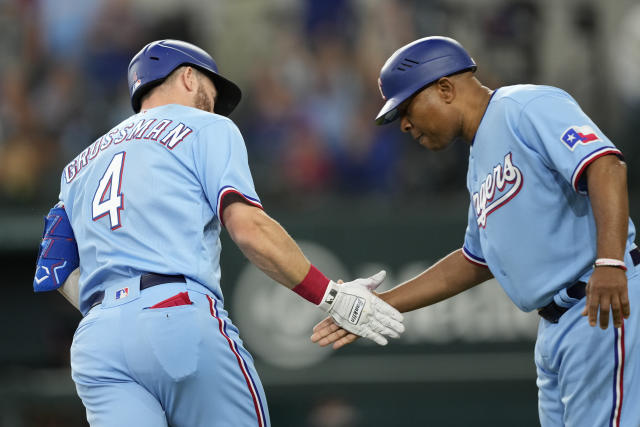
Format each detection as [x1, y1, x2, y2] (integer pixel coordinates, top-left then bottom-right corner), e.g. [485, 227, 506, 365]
[316, 266, 631, 350]
[320, 271, 403, 347]
[317, 272, 397, 349]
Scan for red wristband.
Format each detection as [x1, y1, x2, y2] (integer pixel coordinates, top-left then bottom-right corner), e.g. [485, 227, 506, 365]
[292, 265, 330, 305]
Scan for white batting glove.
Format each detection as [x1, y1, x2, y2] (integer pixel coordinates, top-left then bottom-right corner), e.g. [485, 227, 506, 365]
[318, 271, 404, 345]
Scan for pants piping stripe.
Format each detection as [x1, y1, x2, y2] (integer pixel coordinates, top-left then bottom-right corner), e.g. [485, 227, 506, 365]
[609, 322, 625, 427]
[207, 295, 265, 427]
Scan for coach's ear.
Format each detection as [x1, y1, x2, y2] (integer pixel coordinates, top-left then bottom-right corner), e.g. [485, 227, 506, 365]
[434, 76, 456, 104]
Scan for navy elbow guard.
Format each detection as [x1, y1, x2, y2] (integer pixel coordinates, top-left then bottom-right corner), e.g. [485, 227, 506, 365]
[33, 205, 79, 292]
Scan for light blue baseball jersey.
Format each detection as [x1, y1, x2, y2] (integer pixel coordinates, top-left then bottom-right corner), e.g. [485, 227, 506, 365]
[63, 104, 270, 427]
[59, 104, 262, 315]
[461, 85, 640, 426]
[462, 85, 636, 312]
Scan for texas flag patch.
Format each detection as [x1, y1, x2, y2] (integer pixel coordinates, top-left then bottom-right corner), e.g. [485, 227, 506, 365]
[560, 125, 601, 150]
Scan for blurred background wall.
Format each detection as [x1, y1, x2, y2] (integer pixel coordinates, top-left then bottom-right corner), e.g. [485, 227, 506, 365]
[1, 0, 639, 425]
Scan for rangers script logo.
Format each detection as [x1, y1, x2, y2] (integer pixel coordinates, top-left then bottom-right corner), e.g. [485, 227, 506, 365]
[472, 153, 523, 228]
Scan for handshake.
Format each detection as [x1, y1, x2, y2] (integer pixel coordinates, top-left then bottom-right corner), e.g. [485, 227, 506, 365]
[313, 271, 404, 348]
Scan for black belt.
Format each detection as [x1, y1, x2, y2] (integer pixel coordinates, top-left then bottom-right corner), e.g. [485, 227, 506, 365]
[537, 282, 586, 323]
[538, 247, 640, 323]
[87, 273, 186, 309]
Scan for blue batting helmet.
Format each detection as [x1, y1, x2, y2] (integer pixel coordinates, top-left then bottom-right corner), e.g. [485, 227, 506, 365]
[375, 36, 476, 125]
[128, 39, 242, 116]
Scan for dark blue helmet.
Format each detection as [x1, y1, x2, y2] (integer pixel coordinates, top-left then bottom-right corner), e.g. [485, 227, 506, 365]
[375, 36, 476, 125]
[127, 39, 241, 116]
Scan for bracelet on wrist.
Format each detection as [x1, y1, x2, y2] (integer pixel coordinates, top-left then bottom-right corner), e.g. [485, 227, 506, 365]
[594, 258, 627, 272]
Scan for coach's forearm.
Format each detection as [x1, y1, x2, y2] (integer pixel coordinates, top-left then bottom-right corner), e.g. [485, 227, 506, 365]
[586, 155, 629, 260]
[380, 249, 493, 313]
[224, 203, 310, 288]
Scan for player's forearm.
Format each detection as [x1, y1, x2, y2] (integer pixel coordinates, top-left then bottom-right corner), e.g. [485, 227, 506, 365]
[58, 268, 81, 310]
[586, 155, 629, 260]
[226, 206, 311, 288]
[380, 248, 492, 313]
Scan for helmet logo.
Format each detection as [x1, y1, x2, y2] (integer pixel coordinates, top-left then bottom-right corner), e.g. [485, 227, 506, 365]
[132, 71, 142, 91]
[377, 77, 386, 101]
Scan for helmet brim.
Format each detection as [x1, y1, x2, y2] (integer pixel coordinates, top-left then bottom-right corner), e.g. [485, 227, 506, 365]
[375, 98, 402, 125]
[207, 72, 242, 117]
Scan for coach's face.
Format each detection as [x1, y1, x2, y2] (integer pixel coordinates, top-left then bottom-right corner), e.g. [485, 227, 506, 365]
[398, 77, 461, 151]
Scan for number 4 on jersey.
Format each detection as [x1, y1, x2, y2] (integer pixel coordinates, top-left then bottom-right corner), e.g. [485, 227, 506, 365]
[92, 152, 126, 230]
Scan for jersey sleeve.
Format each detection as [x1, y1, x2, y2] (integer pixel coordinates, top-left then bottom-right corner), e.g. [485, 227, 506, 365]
[462, 203, 488, 268]
[193, 118, 262, 223]
[516, 91, 622, 194]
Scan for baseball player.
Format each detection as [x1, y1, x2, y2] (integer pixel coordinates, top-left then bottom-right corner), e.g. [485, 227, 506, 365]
[32, 39, 405, 427]
[311, 36, 639, 427]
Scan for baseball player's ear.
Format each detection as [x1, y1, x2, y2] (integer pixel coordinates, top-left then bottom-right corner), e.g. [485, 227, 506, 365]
[181, 67, 197, 92]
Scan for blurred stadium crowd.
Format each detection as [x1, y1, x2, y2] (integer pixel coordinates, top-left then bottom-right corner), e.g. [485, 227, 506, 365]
[2, 0, 640, 425]
[4, 0, 638, 213]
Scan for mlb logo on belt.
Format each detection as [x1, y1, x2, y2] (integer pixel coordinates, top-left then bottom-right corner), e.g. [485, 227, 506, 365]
[560, 125, 601, 150]
[115, 287, 129, 300]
